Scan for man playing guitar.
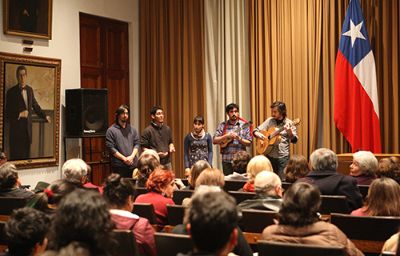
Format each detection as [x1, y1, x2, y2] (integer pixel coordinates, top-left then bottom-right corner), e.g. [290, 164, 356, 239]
[213, 103, 252, 175]
[253, 101, 298, 179]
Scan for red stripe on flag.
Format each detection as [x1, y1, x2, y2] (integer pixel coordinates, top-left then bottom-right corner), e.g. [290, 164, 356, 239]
[334, 51, 381, 153]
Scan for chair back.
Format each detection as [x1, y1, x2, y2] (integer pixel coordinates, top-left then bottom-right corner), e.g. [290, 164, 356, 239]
[319, 195, 350, 214]
[111, 229, 138, 256]
[239, 209, 277, 233]
[331, 213, 400, 253]
[228, 191, 256, 204]
[224, 180, 247, 191]
[134, 187, 148, 197]
[0, 197, 27, 215]
[257, 240, 345, 256]
[173, 190, 194, 205]
[132, 203, 157, 224]
[167, 204, 186, 226]
[154, 232, 193, 256]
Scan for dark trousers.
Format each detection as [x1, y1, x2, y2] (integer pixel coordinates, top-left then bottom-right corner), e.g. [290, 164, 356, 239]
[112, 166, 133, 178]
[222, 162, 233, 176]
[268, 156, 289, 180]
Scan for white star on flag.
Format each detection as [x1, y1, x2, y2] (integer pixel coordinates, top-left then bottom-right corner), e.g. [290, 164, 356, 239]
[342, 19, 366, 47]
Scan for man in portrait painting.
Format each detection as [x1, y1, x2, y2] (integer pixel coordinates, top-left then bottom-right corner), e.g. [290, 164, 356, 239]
[5, 65, 51, 160]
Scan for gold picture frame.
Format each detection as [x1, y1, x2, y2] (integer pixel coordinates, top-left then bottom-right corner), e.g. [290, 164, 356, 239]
[3, 0, 52, 40]
[0, 52, 60, 169]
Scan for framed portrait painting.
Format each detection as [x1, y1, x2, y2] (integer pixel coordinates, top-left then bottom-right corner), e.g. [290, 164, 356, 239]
[0, 52, 60, 168]
[3, 0, 52, 39]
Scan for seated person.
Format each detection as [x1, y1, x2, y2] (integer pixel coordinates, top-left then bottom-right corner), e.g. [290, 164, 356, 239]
[103, 173, 156, 256]
[351, 177, 400, 216]
[262, 182, 363, 256]
[177, 187, 243, 256]
[4, 207, 50, 256]
[62, 158, 102, 193]
[134, 168, 175, 225]
[238, 171, 282, 211]
[382, 231, 400, 255]
[30, 179, 80, 213]
[349, 151, 377, 185]
[299, 148, 362, 211]
[0, 162, 33, 199]
[242, 155, 273, 192]
[0, 151, 7, 166]
[47, 189, 114, 255]
[183, 160, 210, 190]
[376, 157, 400, 184]
[136, 153, 161, 187]
[284, 154, 310, 183]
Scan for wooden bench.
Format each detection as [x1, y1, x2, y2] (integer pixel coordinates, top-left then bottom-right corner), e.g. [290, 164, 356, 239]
[111, 229, 139, 256]
[331, 213, 400, 254]
[154, 232, 193, 256]
[257, 240, 345, 256]
[173, 190, 194, 205]
[228, 191, 256, 204]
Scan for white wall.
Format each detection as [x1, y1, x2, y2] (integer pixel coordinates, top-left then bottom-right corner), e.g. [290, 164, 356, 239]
[0, 0, 139, 187]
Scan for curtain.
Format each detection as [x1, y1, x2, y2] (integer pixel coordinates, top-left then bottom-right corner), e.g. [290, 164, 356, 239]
[139, 0, 205, 176]
[204, 0, 250, 169]
[248, 0, 399, 157]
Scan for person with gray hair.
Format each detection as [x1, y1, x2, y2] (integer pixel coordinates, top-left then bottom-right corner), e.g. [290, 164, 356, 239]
[349, 151, 377, 185]
[62, 158, 102, 192]
[238, 171, 283, 211]
[0, 162, 33, 199]
[299, 148, 362, 211]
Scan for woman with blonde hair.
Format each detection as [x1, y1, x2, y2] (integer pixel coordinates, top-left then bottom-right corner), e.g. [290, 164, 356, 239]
[242, 155, 273, 192]
[195, 168, 225, 188]
[351, 177, 400, 216]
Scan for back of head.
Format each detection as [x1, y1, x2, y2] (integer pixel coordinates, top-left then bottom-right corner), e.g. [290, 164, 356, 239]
[47, 179, 80, 206]
[139, 149, 161, 163]
[5, 207, 50, 256]
[189, 189, 238, 253]
[279, 182, 321, 227]
[309, 148, 338, 173]
[247, 155, 273, 180]
[254, 171, 282, 197]
[48, 189, 114, 254]
[365, 177, 400, 216]
[146, 168, 175, 192]
[137, 154, 160, 187]
[62, 158, 88, 184]
[232, 151, 251, 174]
[284, 155, 310, 183]
[352, 151, 378, 176]
[195, 168, 225, 188]
[104, 173, 135, 208]
[377, 157, 400, 183]
[190, 160, 211, 187]
[0, 162, 18, 190]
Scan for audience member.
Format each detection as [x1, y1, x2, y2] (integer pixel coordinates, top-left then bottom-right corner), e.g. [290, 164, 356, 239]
[382, 231, 400, 255]
[184, 160, 211, 190]
[47, 189, 114, 255]
[135, 153, 161, 187]
[30, 179, 80, 213]
[173, 186, 252, 256]
[103, 173, 156, 255]
[41, 242, 91, 256]
[377, 157, 400, 184]
[351, 177, 400, 216]
[232, 151, 251, 174]
[238, 171, 282, 211]
[177, 187, 240, 256]
[135, 168, 175, 225]
[242, 155, 273, 192]
[262, 182, 363, 256]
[349, 151, 377, 185]
[299, 148, 362, 211]
[0, 162, 33, 199]
[62, 158, 102, 192]
[284, 154, 310, 183]
[4, 207, 50, 256]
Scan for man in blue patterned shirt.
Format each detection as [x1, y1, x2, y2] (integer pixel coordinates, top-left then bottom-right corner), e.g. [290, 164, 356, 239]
[213, 103, 252, 175]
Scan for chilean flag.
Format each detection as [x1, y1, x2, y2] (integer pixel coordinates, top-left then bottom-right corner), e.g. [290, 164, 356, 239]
[334, 0, 381, 153]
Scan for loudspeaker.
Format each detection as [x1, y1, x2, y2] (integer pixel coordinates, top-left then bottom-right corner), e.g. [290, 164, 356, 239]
[66, 88, 108, 136]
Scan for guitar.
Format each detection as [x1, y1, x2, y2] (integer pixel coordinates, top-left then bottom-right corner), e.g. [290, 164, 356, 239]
[220, 122, 251, 149]
[255, 118, 300, 155]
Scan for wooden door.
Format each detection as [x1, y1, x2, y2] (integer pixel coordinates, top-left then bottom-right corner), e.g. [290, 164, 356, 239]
[79, 13, 129, 185]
